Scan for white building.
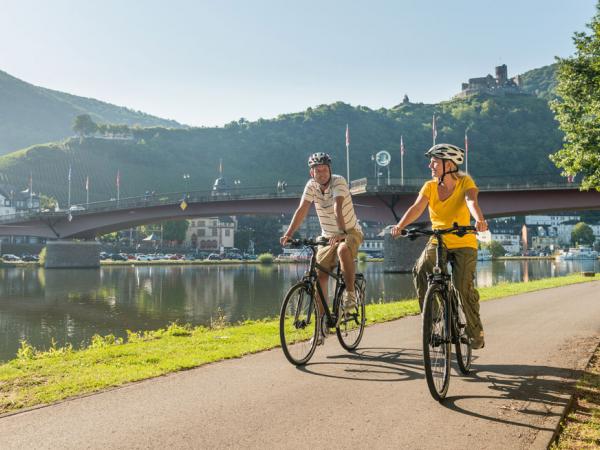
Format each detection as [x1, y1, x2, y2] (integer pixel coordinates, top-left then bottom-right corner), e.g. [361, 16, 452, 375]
[525, 215, 580, 226]
[186, 217, 236, 252]
[492, 233, 521, 254]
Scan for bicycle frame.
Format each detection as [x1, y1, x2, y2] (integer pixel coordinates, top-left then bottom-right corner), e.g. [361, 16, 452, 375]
[302, 247, 345, 329]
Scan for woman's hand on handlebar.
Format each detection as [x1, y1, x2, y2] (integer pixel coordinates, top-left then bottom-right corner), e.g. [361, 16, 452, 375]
[280, 235, 291, 246]
[475, 219, 488, 232]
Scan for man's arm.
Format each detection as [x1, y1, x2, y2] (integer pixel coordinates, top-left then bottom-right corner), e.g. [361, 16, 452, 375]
[465, 188, 488, 232]
[280, 199, 311, 245]
[390, 194, 429, 237]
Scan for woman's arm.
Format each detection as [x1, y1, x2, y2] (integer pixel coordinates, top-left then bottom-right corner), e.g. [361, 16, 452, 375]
[391, 194, 429, 237]
[465, 188, 488, 232]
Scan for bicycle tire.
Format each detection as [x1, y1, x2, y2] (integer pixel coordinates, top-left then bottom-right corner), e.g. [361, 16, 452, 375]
[422, 284, 451, 401]
[336, 275, 366, 351]
[280, 282, 318, 366]
[454, 295, 472, 375]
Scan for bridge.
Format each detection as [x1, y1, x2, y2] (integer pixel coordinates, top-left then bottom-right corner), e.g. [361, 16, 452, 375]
[1, 176, 599, 239]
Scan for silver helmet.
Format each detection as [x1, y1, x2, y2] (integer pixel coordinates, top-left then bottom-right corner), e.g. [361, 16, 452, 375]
[425, 144, 465, 165]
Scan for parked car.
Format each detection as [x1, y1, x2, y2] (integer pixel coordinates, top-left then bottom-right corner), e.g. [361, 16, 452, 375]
[69, 205, 86, 212]
[206, 253, 221, 261]
[2, 254, 21, 262]
[21, 254, 38, 262]
[109, 253, 128, 261]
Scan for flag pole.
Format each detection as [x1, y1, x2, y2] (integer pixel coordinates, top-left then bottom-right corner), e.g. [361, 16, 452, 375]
[345, 124, 350, 182]
[465, 130, 469, 175]
[67, 165, 72, 208]
[432, 114, 437, 145]
[400, 135, 405, 186]
[29, 171, 33, 208]
[116, 170, 120, 205]
[86, 176, 89, 205]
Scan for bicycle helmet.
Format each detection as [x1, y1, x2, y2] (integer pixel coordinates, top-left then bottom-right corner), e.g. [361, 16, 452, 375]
[425, 144, 465, 165]
[307, 152, 332, 168]
[425, 144, 465, 185]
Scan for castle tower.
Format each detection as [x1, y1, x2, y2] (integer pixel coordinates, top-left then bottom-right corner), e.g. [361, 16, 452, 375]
[495, 64, 508, 85]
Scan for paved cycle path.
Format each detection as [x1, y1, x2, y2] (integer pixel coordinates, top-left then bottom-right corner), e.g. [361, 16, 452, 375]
[1, 281, 599, 449]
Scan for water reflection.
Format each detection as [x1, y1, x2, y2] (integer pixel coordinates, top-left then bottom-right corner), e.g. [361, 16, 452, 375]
[0, 259, 597, 361]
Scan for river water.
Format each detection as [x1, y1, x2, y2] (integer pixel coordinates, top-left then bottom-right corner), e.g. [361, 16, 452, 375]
[0, 259, 598, 362]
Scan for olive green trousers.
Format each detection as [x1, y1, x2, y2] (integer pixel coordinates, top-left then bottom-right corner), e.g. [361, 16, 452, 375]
[412, 241, 483, 340]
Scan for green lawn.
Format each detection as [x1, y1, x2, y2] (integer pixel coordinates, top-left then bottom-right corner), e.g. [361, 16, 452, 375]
[0, 273, 597, 415]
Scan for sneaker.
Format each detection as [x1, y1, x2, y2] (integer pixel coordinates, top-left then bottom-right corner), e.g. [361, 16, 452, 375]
[309, 333, 324, 346]
[471, 331, 485, 350]
[342, 290, 357, 311]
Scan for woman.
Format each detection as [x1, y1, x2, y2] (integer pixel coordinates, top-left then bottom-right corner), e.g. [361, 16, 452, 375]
[391, 143, 488, 349]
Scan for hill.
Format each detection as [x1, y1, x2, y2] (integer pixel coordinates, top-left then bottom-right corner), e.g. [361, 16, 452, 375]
[519, 63, 558, 101]
[0, 69, 184, 154]
[0, 94, 564, 207]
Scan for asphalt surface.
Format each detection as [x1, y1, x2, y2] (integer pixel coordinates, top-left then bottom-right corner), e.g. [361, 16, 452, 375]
[1, 281, 599, 449]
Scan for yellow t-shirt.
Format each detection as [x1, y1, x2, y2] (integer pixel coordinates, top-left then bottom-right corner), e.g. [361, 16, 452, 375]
[419, 176, 478, 249]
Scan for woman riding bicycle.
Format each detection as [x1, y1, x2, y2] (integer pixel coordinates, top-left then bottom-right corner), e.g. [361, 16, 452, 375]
[390, 143, 488, 349]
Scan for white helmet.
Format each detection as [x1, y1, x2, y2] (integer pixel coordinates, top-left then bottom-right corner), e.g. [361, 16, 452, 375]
[425, 144, 465, 165]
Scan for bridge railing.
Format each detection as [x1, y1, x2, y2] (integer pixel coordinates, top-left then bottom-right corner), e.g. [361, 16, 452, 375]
[350, 175, 580, 193]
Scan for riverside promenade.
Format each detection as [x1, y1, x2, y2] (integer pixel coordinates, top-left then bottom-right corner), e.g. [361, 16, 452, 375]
[1, 282, 599, 449]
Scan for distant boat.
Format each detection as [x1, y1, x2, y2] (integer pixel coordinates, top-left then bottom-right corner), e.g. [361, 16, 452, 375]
[477, 248, 492, 261]
[555, 246, 599, 261]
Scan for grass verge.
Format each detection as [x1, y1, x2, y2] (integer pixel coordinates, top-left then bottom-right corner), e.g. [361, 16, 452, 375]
[0, 273, 597, 415]
[551, 343, 600, 449]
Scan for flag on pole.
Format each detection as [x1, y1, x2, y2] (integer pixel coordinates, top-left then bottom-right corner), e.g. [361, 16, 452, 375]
[400, 135, 405, 156]
[464, 131, 469, 154]
[85, 176, 89, 191]
[432, 114, 438, 144]
[345, 124, 350, 147]
[116, 170, 120, 188]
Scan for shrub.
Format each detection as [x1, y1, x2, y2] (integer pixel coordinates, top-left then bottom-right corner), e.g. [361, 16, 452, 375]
[257, 253, 274, 264]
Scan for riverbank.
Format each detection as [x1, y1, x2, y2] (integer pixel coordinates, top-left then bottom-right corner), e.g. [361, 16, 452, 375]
[0, 273, 597, 416]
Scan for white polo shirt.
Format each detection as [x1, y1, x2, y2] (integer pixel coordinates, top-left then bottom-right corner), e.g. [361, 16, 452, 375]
[301, 174, 361, 238]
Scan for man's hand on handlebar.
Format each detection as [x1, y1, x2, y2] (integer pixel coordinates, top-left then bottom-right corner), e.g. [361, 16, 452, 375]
[391, 225, 407, 238]
[280, 235, 291, 246]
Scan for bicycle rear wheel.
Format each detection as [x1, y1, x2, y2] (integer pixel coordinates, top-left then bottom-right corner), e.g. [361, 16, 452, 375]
[422, 284, 451, 401]
[454, 295, 472, 375]
[336, 275, 366, 351]
[280, 282, 319, 366]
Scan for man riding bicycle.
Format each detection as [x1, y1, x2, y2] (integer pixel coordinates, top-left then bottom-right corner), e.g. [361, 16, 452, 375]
[280, 152, 364, 344]
[391, 144, 488, 349]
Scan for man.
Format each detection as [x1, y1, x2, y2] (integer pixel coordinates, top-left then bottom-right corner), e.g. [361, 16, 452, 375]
[391, 143, 488, 349]
[280, 152, 363, 344]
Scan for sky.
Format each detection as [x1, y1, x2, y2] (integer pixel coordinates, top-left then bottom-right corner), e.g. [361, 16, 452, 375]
[0, 0, 597, 127]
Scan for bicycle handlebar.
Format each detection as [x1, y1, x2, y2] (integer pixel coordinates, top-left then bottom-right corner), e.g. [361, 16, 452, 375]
[286, 237, 330, 248]
[400, 222, 477, 240]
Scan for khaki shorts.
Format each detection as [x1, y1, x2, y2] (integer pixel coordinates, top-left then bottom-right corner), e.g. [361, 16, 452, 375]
[316, 228, 364, 271]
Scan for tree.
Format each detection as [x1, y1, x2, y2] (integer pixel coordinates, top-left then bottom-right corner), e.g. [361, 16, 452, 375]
[571, 222, 595, 246]
[72, 114, 98, 137]
[162, 220, 189, 242]
[487, 241, 506, 258]
[550, 3, 600, 191]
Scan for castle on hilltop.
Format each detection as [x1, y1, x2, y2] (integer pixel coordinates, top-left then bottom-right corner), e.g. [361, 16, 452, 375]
[454, 64, 526, 98]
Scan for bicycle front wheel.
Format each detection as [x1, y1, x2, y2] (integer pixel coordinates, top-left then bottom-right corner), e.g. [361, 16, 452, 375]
[422, 284, 451, 401]
[280, 282, 318, 366]
[454, 295, 472, 375]
[336, 275, 366, 351]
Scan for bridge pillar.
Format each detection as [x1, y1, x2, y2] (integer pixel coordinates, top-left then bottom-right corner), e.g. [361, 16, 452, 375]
[44, 241, 101, 269]
[383, 233, 425, 273]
